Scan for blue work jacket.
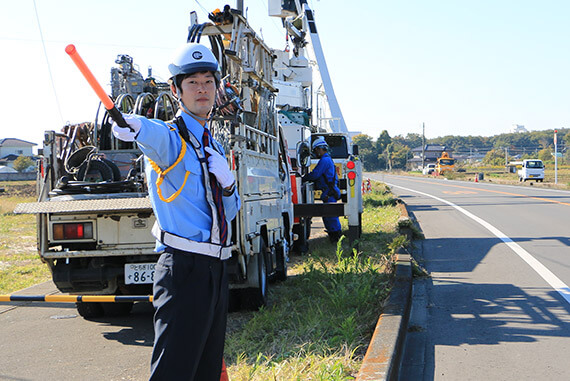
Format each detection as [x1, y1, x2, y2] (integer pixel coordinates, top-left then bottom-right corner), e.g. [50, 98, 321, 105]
[303, 152, 340, 202]
[135, 111, 241, 251]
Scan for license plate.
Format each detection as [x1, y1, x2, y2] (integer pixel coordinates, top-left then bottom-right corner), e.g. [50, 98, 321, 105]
[125, 263, 156, 284]
[529, 174, 536, 177]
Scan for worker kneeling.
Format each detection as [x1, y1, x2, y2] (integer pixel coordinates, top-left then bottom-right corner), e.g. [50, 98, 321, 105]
[303, 137, 342, 243]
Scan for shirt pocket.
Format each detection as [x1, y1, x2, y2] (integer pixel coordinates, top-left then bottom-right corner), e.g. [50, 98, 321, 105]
[181, 153, 204, 197]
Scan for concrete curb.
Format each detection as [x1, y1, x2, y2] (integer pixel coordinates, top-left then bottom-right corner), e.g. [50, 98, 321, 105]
[356, 201, 413, 381]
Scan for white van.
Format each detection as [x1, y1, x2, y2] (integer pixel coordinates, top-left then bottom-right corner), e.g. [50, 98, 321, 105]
[518, 159, 545, 182]
[423, 163, 436, 175]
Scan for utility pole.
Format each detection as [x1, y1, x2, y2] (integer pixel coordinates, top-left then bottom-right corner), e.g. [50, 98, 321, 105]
[554, 129, 558, 184]
[422, 123, 426, 171]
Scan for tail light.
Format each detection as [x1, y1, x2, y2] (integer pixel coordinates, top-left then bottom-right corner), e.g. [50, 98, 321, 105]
[53, 222, 93, 240]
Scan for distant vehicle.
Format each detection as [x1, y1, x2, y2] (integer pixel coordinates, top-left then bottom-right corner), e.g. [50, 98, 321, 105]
[518, 159, 544, 182]
[436, 152, 455, 174]
[423, 163, 436, 175]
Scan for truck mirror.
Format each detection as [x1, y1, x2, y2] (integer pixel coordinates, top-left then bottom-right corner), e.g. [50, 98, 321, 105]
[297, 141, 311, 168]
[353, 144, 359, 155]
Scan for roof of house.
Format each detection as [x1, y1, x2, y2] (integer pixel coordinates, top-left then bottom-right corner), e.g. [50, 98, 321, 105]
[0, 138, 37, 147]
[0, 154, 19, 161]
[411, 144, 453, 152]
[0, 165, 18, 173]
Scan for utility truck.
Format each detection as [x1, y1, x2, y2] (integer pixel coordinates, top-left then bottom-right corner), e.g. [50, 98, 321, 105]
[16, 6, 293, 316]
[518, 159, 545, 182]
[16, 1, 360, 317]
[269, 0, 363, 247]
[436, 152, 455, 175]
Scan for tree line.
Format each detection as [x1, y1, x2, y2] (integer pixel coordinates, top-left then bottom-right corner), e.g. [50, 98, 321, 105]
[353, 128, 569, 171]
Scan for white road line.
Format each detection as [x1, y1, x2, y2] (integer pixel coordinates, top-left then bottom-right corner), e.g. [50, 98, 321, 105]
[386, 182, 570, 306]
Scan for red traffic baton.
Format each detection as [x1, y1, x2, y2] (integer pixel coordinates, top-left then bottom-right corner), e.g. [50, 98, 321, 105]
[65, 44, 133, 132]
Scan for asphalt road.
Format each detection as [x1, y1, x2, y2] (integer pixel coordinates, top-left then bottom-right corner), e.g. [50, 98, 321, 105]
[368, 173, 570, 381]
[0, 281, 154, 381]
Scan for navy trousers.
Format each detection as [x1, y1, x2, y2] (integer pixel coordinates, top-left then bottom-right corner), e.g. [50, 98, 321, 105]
[150, 247, 228, 381]
[323, 195, 341, 233]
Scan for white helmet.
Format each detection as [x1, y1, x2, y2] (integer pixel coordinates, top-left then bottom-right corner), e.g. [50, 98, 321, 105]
[168, 43, 220, 81]
[312, 137, 328, 151]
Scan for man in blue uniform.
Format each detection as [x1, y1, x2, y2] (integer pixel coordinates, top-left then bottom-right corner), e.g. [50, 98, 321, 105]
[112, 42, 241, 381]
[303, 137, 342, 243]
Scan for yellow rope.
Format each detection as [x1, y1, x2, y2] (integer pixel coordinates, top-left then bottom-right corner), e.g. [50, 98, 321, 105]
[147, 132, 191, 203]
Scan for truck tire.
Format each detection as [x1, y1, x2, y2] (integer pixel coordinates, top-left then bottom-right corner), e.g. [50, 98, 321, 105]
[274, 242, 288, 282]
[102, 302, 134, 316]
[292, 220, 310, 255]
[76, 302, 104, 319]
[243, 240, 269, 310]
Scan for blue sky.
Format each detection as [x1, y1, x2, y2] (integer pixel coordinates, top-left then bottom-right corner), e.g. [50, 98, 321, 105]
[1, 0, 569, 148]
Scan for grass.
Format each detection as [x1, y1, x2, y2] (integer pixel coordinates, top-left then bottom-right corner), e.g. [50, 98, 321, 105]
[0, 181, 50, 294]
[0, 180, 406, 379]
[225, 181, 403, 380]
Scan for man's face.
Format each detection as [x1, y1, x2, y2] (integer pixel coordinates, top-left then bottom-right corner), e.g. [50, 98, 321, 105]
[173, 71, 216, 118]
[314, 147, 326, 158]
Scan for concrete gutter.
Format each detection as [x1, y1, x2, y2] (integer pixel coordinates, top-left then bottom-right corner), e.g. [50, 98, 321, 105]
[356, 201, 413, 381]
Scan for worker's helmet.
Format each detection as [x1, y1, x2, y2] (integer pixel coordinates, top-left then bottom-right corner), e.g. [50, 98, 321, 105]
[168, 43, 221, 85]
[312, 137, 328, 151]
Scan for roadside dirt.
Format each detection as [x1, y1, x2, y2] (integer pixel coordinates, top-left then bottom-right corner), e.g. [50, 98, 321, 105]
[0, 182, 36, 198]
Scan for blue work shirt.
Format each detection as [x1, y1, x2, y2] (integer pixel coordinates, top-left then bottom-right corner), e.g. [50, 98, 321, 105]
[303, 152, 340, 202]
[135, 111, 241, 251]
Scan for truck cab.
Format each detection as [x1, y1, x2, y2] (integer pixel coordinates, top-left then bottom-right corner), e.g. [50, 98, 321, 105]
[436, 152, 455, 175]
[518, 159, 545, 182]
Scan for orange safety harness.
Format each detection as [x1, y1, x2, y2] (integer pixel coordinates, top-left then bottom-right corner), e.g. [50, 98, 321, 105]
[146, 124, 190, 203]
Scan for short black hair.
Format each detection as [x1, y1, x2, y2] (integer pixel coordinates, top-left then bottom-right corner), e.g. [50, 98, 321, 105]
[174, 71, 219, 92]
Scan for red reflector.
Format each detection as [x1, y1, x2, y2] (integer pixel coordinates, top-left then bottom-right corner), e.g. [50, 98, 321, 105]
[347, 171, 356, 180]
[347, 161, 355, 169]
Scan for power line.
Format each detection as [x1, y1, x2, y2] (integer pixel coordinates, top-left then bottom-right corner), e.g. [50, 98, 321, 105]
[33, 0, 64, 125]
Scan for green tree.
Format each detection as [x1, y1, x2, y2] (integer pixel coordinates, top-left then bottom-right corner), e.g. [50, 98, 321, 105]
[538, 148, 552, 163]
[376, 130, 391, 153]
[482, 149, 505, 166]
[13, 155, 34, 172]
[353, 134, 379, 170]
[386, 142, 410, 169]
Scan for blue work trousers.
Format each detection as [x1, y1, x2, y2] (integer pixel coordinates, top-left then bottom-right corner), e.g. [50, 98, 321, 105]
[323, 196, 341, 233]
[150, 247, 228, 381]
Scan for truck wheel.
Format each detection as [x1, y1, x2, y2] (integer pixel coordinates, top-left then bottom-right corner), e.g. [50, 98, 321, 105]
[304, 218, 312, 240]
[244, 240, 269, 310]
[274, 242, 288, 282]
[76, 302, 104, 319]
[292, 224, 309, 255]
[102, 302, 133, 317]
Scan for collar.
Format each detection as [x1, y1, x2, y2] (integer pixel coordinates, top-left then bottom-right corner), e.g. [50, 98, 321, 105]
[176, 110, 210, 143]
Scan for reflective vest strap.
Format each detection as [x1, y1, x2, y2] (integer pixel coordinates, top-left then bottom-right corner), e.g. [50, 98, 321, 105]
[174, 117, 230, 247]
[147, 133, 190, 203]
[183, 128, 223, 245]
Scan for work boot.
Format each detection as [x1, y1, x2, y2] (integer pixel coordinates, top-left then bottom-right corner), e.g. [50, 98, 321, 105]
[328, 231, 341, 243]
